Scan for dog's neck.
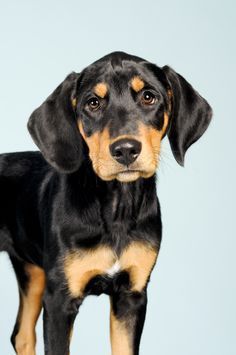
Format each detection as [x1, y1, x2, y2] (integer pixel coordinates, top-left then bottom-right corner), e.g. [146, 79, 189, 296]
[78, 159, 157, 198]
[59, 160, 160, 253]
[64, 159, 157, 215]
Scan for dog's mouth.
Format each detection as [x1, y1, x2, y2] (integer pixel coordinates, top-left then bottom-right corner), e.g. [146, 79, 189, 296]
[118, 169, 140, 174]
[116, 169, 141, 182]
[90, 153, 158, 182]
[114, 167, 156, 182]
[96, 168, 146, 182]
[93, 160, 158, 182]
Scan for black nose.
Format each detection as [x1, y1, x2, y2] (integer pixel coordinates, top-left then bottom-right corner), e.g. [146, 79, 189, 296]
[110, 138, 142, 166]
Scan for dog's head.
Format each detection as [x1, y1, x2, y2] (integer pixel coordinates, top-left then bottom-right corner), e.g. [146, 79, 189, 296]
[28, 52, 212, 182]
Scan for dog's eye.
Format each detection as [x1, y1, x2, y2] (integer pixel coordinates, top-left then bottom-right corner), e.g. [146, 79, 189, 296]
[141, 91, 157, 105]
[87, 97, 100, 111]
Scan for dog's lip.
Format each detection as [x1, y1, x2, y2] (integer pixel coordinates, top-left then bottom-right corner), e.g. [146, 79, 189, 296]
[117, 169, 141, 174]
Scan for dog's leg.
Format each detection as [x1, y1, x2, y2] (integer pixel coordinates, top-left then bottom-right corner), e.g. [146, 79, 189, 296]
[110, 242, 159, 355]
[10, 258, 45, 355]
[43, 288, 81, 355]
[110, 289, 147, 355]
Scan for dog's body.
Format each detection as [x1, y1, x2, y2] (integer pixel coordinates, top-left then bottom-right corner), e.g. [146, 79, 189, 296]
[0, 52, 212, 355]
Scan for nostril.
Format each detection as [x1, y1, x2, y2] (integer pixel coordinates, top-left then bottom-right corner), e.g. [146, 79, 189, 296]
[130, 149, 138, 156]
[114, 150, 123, 158]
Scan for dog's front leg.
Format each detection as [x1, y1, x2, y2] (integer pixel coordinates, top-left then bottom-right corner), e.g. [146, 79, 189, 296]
[43, 287, 81, 355]
[110, 289, 147, 355]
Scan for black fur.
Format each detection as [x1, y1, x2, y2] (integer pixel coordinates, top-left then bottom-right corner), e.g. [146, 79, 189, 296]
[0, 51, 212, 355]
[163, 65, 212, 165]
[28, 73, 83, 173]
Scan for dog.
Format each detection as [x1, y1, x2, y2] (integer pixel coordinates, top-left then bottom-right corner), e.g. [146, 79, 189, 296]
[0, 51, 212, 355]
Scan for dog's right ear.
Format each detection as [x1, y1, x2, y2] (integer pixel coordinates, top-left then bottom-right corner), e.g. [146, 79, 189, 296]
[28, 72, 83, 173]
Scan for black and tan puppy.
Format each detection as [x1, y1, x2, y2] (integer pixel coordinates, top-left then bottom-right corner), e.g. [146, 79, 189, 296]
[0, 52, 212, 355]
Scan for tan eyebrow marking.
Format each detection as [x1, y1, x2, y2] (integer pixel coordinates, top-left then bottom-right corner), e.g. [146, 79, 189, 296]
[94, 82, 108, 98]
[131, 76, 145, 92]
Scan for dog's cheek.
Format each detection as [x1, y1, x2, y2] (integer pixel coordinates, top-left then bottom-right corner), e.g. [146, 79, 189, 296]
[149, 112, 169, 159]
[91, 128, 118, 178]
[78, 123, 117, 178]
[134, 124, 157, 172]
[78, 122, 100, 168]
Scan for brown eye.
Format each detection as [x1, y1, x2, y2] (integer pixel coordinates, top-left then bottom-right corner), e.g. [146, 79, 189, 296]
[87, 97, 100, 111]
[141, 91, 156, 105]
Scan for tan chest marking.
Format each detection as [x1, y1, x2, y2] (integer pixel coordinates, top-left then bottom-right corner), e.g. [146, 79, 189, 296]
[119, 242, 158, 292]
[64, 246, 116, 297]
[64, 242, 158, 298]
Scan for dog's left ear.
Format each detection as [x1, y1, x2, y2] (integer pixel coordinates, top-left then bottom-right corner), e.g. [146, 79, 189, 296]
[162, 66, 212, 166]
[28, 72, 83, 173]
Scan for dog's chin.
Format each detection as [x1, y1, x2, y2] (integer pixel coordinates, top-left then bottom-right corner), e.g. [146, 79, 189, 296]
[116, 171, 141, 182]
[96, 170, 156, 183]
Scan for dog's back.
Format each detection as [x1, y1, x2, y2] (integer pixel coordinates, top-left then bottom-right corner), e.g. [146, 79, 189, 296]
[0, 152, 49, 261]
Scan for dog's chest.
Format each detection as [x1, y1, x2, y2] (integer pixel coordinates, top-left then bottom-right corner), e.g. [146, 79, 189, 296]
[64, 241, 158, 298]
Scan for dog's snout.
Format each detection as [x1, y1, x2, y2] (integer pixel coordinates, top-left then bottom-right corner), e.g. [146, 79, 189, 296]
[110, 138, 141, 166]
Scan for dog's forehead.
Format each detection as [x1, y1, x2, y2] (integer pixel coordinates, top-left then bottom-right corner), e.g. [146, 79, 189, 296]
[81, 56, 162, 94]
[84, 61, 143, 83]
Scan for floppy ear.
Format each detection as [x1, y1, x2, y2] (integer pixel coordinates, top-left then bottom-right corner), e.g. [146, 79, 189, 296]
[162, 66, 212, 166]
[27, 72, 83, 173]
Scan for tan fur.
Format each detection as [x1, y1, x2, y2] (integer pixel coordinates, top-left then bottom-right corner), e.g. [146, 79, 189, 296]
[167, 89, 172, 99]
[71, 98, 77, 108]
[64, 241, 158, 298]
[167, 89, 172, 113]
[78, 123, 121, 181]
[64, 241, 158, 353]
[120, 242, 158, 291]
[131, 76, 145, 92]
[94, 82, 108, 98]
[15, 264, 45, 355]
[110, 307, 132, 355]
[78, 113, 169, 182]
[135, 112, 169, 179]
[64, 246, 116, 297]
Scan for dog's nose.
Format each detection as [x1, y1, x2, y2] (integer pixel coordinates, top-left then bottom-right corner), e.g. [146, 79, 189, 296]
[110, 138, 142, 166]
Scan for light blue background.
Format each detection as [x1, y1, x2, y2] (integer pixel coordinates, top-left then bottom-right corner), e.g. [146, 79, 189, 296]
[0, 0, 235, 354]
